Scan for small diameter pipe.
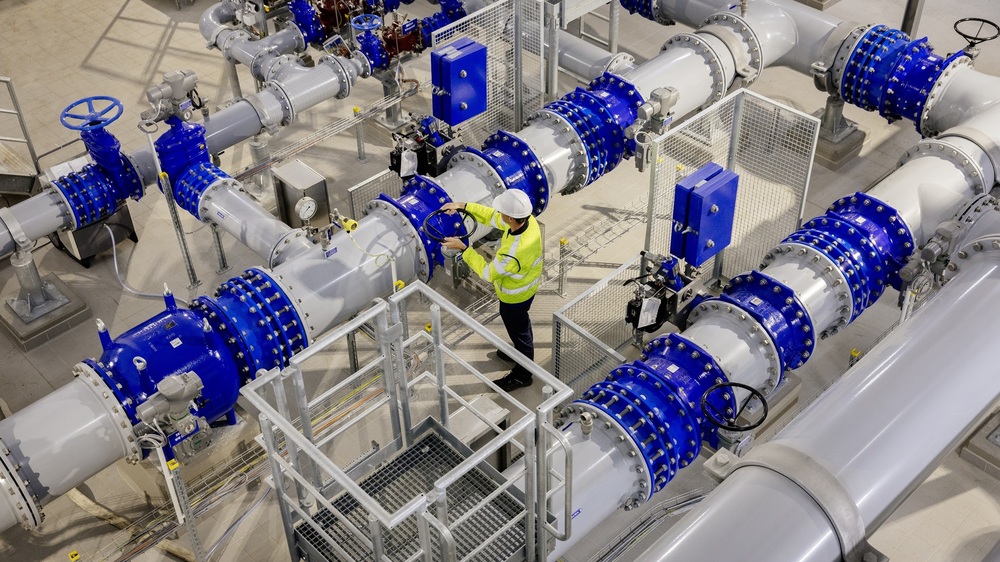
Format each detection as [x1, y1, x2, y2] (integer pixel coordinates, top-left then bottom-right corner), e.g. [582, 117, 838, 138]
[636, 220, 1000, 561]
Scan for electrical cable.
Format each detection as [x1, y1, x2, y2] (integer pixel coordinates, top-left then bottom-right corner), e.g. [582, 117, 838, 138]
[104, 224, 189, 306]
[205, 487, 272, 560]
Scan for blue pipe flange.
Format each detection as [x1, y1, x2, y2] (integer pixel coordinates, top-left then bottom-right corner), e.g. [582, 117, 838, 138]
[439, 0, 467, 22]
[827, 192, 914, 289]
[172, 162, 234, 220]
[637, 334, 735, 448]
[761, 243, 854, 339]
[563, 90, 626, 174]
[839, 25, 969, 130]
[288, 0, 326, 45]
[588, 73, 645, 156]
[721, 271, 815, 369]
[577, 333, 734, 495]
[789, 226, 880, 316]
[480, 131, 550, 214]
[51, 166, 120, 229]
[203, 268, 308, 378]
[618, 0, 670, 25]
[420, 12, 454, 48]
[379, 174, 453, 271]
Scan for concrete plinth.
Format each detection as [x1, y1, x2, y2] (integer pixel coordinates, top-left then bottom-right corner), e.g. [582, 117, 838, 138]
[0, 274, 91, 351]
[960, 412, 1000, 482]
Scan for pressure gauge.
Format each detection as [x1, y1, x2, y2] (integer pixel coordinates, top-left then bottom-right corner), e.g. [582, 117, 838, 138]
[294, 196, 317, 221]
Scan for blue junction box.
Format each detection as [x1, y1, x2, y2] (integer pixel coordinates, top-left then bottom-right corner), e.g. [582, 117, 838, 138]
[669, 162, 739, 267]
[431, 38, 487, 126]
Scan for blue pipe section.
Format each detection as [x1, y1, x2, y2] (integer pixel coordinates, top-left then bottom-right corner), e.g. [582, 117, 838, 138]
[840, 24, 966, 130]
[87, 268, 307, 455]
[380, 174, 469, 275]
[154, 116, 232, 220]
[721, 271, 813, 370]
[580, 190, 912, 493]
[51, 127, 143, 229]
[576, 333, 733, 496]
[420, 0, 467, 48]
[288, 0, 325, 45]
[476, 131, 551, 215]
[794, 191, 913, 316]
[543, 73, 644, 188]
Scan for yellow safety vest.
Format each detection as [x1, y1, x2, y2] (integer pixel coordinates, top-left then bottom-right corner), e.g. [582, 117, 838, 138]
[461, 202, 543, 304]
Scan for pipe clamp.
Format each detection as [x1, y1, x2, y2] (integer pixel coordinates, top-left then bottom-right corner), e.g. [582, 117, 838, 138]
[728, 442, 872, 562]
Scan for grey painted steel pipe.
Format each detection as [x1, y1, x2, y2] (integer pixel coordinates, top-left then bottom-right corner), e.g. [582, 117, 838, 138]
[635, 221, 1000, 561]
[0, 375, 134, 516]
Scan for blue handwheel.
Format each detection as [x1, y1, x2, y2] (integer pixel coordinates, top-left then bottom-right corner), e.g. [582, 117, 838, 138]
[59, 96, 124, 131]
[351, 14, 382, 32]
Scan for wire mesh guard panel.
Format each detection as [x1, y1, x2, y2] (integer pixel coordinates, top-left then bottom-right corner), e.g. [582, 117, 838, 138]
[647, 90, 818, 279]
[347, 169, 404, 219]
[552, 258, 640, 394]
[432, 0, 545, 147]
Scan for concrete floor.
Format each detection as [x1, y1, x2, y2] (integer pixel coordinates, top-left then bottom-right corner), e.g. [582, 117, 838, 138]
[1, 0, 1000, 561]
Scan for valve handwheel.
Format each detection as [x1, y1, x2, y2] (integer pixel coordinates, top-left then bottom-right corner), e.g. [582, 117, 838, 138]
[351, 14, 383, 32]
[700, 381, 769, 433]
[954, 17, 1000, 49]
[60, 96, 124, 131]
[422, 207, 476, 243]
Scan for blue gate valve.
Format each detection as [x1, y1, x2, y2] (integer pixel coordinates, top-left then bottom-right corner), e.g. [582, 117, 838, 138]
[59, 95, 123, 131]
[352, 15, 390, 72]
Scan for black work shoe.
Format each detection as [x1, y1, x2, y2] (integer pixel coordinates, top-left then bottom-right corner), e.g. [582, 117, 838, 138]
[494, 372, 532, 392]
[494, 349, 515, 363]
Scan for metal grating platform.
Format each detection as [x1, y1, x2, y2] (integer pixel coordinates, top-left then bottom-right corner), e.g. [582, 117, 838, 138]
[296, 431, 525, 562]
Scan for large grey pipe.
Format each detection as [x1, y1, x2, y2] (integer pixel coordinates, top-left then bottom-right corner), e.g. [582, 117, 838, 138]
[635, 212, 1000, 561]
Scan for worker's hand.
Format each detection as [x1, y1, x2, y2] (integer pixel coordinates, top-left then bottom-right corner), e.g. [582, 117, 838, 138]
[442, 237, 467, 251]
[440, 202, 465, 215]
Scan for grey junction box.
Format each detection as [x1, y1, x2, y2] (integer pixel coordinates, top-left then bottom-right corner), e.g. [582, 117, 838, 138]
[271, 159, 330, 228]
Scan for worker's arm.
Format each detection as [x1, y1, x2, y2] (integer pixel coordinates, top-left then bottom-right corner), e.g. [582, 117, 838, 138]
[462, 241, 521, 282]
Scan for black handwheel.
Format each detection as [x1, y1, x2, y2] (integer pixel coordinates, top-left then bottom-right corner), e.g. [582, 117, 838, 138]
[955, 17, 1000, 48]
[700, 382, 768, 433]
[422, 207, 476, 243]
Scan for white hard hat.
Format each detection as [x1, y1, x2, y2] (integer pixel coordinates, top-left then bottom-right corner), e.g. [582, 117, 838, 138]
[492, 190, 533, 219]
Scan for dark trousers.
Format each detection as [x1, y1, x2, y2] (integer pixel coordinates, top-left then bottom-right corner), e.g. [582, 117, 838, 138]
[499, 296, 534, 379]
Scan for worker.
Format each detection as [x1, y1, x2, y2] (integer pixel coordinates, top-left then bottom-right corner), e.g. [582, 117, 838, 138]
[441, 190, 543, 391]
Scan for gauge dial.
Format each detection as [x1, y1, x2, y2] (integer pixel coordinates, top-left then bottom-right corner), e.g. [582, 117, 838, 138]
[295, 196, 317, 221]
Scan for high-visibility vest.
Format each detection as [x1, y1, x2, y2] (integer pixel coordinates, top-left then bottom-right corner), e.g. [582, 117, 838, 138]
[461, 202, 543, 304]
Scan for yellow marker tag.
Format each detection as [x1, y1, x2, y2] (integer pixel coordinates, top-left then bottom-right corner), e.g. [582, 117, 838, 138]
[166, 459, 180, 471]
[850, 348, 861, 358]
[159, 172, 168, 181]
[68, 551, 80, 561]
[425, 323, 433, 333]
[559, 237, 568, 246]
[394, 280, 405, 290]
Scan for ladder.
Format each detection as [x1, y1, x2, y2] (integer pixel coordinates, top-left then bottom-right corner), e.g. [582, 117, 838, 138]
[0, 77, 40, 195]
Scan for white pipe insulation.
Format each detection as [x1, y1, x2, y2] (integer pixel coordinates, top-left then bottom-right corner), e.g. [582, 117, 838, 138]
[635, 209, 1000, 562]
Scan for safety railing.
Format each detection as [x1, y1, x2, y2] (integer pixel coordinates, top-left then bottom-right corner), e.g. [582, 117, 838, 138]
[242, 281, 574, 561]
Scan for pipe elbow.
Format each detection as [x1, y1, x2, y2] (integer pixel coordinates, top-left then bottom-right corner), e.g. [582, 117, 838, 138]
[200, 1, 238, 46]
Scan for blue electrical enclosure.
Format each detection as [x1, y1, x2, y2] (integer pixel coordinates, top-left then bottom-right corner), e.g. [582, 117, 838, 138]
[669, 162, 738, 266]
[431, 38, 487, 126]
